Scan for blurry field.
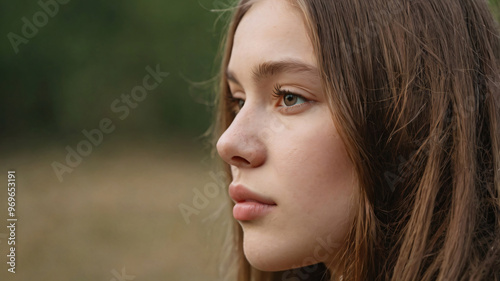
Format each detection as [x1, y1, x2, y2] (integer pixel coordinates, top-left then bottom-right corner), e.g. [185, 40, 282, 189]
[0, 137, 229, 281]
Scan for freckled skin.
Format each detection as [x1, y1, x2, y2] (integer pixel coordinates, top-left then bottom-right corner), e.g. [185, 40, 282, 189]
[217, 0, 358, 272]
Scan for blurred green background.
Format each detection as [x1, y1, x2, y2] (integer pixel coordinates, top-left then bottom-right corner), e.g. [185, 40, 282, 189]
[0, 0, 224, 140]
[0, 0, 499, 281]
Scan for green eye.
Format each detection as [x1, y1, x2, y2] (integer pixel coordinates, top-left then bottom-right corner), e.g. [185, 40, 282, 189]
[238, 99, 245, 109]
[283, 94, 306, 106]
[227, 95, 245, 115]
[272, 84, 308, 108]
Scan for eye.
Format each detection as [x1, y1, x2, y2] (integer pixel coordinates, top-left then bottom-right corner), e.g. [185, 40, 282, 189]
[237, 99, 245, 109]
[282, 93, 306, 106]
[273, 84, 307, 107]
[227, 95, 245, 114]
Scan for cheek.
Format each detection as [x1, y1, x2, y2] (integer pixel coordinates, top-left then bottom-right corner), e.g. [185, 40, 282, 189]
[272, 112, 355, 206]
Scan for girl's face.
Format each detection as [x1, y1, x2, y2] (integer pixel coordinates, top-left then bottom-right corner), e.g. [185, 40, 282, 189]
[217, 0, 358, 271]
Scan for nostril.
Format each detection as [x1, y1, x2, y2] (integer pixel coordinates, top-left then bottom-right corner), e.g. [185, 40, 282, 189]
[231, 156, 251, 166]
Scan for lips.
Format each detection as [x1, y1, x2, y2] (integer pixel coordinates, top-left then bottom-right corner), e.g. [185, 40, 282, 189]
[229, 183, 276, 205]
[229, 183, 276, 221]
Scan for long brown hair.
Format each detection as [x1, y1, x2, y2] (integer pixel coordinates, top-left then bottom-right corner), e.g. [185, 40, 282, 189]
[213, 0, 500, 280]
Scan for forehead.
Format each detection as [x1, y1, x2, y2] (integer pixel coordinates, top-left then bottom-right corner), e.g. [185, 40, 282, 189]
[228, 0, 316, 73]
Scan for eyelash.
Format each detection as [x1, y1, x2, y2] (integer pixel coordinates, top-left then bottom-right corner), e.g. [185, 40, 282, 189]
[271, 83, 291, 99]
[272, 84, 310, 112]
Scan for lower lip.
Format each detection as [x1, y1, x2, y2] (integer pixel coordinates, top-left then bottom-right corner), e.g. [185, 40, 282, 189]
[233, 201, 276, 221]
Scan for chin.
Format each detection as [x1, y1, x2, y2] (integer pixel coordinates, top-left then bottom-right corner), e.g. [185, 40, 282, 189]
[245, 250, 299, 272]
[242, 232, 320, 272]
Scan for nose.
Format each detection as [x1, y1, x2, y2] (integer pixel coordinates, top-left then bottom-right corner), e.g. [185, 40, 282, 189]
[216, 108, 267, 168]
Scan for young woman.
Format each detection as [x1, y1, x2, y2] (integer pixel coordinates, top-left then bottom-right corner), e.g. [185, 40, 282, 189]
[213, 0, 500, 280]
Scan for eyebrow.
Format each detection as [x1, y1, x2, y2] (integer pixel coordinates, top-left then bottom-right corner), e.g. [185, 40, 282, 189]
[226, 59, 320, 85]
